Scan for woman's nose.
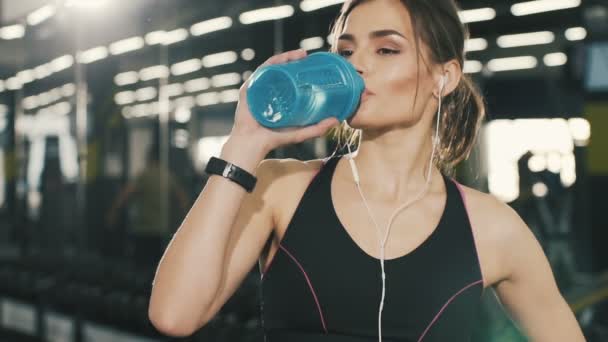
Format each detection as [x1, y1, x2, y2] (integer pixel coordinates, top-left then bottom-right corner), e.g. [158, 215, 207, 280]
[348, 53, 367, 75]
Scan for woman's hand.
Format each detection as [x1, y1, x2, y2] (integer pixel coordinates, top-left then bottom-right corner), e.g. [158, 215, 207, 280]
[230, 48, 340, 154]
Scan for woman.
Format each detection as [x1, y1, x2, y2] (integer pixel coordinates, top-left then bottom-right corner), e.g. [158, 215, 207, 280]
[148, 0, 586, 341]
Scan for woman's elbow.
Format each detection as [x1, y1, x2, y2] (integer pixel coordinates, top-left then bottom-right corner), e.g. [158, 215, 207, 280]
[148, 305, 205, 337]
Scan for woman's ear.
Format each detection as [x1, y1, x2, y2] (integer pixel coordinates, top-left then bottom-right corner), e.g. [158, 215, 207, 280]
[433, 59, 462, 98]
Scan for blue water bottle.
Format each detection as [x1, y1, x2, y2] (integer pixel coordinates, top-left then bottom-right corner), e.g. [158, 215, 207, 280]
[246, 51, 365, 129]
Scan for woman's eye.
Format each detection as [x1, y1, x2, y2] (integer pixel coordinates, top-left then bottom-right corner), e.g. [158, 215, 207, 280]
[378, 48, 399, 55]
[337, 49, 398, 57]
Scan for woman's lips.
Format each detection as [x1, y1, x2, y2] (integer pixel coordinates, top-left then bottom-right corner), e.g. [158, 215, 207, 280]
[361, 89, 374, 101]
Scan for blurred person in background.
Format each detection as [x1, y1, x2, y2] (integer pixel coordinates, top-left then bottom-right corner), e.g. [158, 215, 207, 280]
[106, 142, 189, 267]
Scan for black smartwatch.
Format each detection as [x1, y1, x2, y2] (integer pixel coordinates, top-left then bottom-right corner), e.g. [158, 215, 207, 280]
[205, 157, 257, 193]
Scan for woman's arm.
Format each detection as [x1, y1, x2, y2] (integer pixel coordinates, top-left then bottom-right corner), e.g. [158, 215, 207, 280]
[492, 203, 586, 342]
[148, 137, 275, 337]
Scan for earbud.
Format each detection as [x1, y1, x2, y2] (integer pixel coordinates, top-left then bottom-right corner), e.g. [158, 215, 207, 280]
[439, 74, 448, 93]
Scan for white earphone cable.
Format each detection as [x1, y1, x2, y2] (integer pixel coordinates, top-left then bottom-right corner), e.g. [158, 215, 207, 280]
[345, 75, 446, 342]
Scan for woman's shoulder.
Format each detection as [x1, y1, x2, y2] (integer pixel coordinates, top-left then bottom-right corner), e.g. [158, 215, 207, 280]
[454, 182, 532, 286]
[454, 182, 523, 232]
[260, 157, 330, 232]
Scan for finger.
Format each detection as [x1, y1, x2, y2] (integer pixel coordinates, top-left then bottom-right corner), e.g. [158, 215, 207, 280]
[261, 49, 307, 67]
[290, 118, 339, 144]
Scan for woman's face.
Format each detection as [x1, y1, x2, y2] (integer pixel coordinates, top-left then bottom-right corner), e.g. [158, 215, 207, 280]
[336, 0, 438, 131]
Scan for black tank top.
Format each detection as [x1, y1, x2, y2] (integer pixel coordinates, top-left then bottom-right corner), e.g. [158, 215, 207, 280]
[260, 155, 484, 342]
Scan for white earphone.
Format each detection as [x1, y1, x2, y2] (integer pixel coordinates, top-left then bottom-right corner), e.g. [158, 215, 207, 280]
[345, 73, 447, 342]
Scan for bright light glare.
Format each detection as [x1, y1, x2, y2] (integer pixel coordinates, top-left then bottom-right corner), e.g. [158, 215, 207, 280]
[239, 5, 295, 24]
[300, 37, 325, 50]
[27, 5, 56, 26]
[464, 60, 483, 74]
[300, 0, 345, 12]
[497, 31, 555, 48]
[488, 56, 537, 72]
[220, 89, 240, 103]
[135, 87, 157, 102]
[6, 77, 22, 90]
[163, 28, 188, 45]
[145, 31, 166, 45]
[196, 92, 220, 106]
[114, 71, 139, 86]
[109, 37, 145, 55]
[174, 107, 191, 124]
[171, 59, 202, 76]
[114, 91, 135, 105]
[485, 118, 577, 201]
[17, 70, 35, 84]
[190, 17, 233, 36]
[197, 136, 230, 167]
[543, 52, 568, 67]
[565, 27, 587, 41]
[568, 117, 590, 146]
[528, 154, 547, 172]
[50, 55, 74, 73]
[202, 51, 238, 68]
[77, 46, 109, 64]
[465, 38, 488, 52]
[211, 73, 241, 88]
[65, 0, 111, 9]
[164, 83, 184, 98]
[458, 8, 496, 23]
[241, 48, 255, 61]
[34, 64, 52, 79]
[532, 182, 548, 197]
[184, 78, 210, 93]
[0, 25, 25, 40]
[511, 0, 581, 16]
[139, 65, 169, 81]
[61, 83, 76, 97]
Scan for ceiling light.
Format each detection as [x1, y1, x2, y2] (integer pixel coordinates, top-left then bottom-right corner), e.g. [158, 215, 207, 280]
[300, 0, 345, 12]
[184, 78, 210, 93]
[109, 37, 145, 55]
[241, 48, 256, 61]
[163, 28, 188, 45]
[300, 37, 325, 50]
[565, 27, 586, 41]
[196, 92, 220, 106]
[139, 65, 169, 81]
[458, 8, 496, 24]
[171, 59, 202, 76]
[488, 56, 538, 72]
[77, 46, 109, 64]
[511, 0, 581, 16]
[211, 73, 241, 88]
[544, 52, 568, 66]
[145, 31, 166, 45]
[50, 55, 74, 72]
[465, 38, 488, 52]
[0, 24, 25, 40]
[202, 51, 238, 68]
[114, 71, 138, 86]
[27, 5, 56, 26]
[114, 91, 136, 105]
[239, 5, 295, 25]
[136, 87, 157, 102]
[464, 60, 483, 74]
[190, 17, 233, 36]
[497, 31, 554, 48]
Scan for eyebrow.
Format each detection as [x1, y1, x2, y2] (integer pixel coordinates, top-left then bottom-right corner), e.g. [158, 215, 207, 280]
[337, 29, 407, 42]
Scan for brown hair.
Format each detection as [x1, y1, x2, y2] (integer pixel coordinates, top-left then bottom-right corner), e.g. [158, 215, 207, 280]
[326, 0, 486, 175]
